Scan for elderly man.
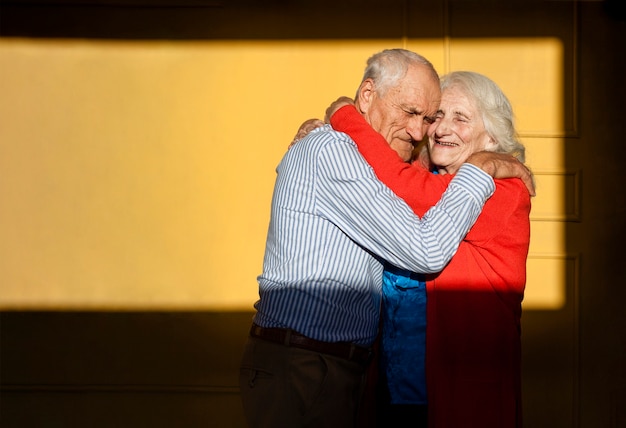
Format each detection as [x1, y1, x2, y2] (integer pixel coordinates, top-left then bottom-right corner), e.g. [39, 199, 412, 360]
[239, 49, 533, 428]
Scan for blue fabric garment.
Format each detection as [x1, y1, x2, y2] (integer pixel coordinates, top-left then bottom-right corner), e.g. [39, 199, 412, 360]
[380, 263, 427, 404]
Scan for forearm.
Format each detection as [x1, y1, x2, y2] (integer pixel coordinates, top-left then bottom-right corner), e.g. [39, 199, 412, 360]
[414, 163, 495, 271]
[317, 139, 494, 273]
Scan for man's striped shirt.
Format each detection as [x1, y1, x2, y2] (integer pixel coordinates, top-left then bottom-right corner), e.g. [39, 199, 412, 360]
[253, 125, 494, 346]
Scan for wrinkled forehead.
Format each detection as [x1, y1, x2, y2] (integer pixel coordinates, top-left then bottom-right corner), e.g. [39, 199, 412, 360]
[441, 85, 479, 112]
[392, 64, 441, 108]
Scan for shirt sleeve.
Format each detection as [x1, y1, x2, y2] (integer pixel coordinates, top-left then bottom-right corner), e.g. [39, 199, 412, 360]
[330, 104, 450, 215]
[313, 130, 495, 273]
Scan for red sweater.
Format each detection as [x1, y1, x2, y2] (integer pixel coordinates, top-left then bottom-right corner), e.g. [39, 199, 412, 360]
[331, 105, 531, 428]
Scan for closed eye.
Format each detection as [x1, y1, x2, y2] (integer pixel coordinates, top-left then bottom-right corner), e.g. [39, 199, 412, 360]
[453, 110, 471, 122]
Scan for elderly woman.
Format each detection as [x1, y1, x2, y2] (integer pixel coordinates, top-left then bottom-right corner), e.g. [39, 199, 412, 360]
[327, 71, 532, 428]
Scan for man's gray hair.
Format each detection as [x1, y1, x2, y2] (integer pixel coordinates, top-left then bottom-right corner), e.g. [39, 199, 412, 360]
[360, 49, 440, 98]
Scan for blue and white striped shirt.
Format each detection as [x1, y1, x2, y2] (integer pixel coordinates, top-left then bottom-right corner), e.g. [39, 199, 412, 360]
[253, 125, 494, 346]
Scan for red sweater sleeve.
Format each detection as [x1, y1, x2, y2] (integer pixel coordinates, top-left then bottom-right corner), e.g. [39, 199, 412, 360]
[330, 104, 531, 249]
[330, 104, 451, 217]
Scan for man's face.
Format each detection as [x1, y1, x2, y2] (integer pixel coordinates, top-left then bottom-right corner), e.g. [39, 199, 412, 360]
[358, 64, 441, 162]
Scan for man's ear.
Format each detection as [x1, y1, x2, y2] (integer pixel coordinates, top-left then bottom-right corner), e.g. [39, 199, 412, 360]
[356, 79, 375, 114]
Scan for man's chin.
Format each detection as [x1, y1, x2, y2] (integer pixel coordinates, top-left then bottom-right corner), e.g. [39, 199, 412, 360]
[389, 142, 415, 162]
[398, 150, 414, 162]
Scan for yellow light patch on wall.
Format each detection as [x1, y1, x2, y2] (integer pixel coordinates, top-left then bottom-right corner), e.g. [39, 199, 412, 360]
[524, 224, 568, 310]
[448, 38, 565, 136]
[530, 170, 580, 222]
[524, 137, 568, 171]
[0, 37, 569, 311]
[0, 38, 418, 310]
[524, 254, 577, 310]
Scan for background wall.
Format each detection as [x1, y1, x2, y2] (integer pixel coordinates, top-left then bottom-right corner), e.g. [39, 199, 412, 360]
[0, 38, 390, 309]
[1, 0, 625, 427]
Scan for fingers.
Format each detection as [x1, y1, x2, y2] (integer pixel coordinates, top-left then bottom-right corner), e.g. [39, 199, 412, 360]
[521, 165, 536, 197]
[324, 96, 354, 123]
[466, 151, 536, 196]
[502, 158, 535, 196]
[289, 96, 354, 150]
[289, 118, 325, 148]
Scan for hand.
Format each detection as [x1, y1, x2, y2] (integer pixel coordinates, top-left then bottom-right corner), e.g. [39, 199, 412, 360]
[466, 151, 536, 196]
[324, 96, 354, 123]
[289, 118, 325, 149]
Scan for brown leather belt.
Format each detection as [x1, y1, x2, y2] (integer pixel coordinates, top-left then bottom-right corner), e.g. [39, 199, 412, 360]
[250, 323, 373, 365]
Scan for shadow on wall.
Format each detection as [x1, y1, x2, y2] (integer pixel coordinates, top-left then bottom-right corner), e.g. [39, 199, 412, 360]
[0, 296, 571, 428]
[0, 0, 433, 40]
[0, 311, 252, 428]
[1, 0, 624, 41]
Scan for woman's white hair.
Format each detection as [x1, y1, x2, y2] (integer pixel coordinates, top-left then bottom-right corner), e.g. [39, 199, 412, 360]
[441, 71, 526, 162]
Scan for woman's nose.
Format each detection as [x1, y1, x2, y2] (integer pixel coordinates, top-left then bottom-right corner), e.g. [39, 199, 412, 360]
[432, 119, 451, 137]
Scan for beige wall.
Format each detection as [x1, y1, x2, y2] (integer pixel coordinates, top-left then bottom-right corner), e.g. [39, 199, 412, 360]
[0, 34, 569, 310]
[0, 39, 397, 309]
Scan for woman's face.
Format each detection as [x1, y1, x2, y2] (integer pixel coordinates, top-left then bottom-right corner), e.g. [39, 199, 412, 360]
[426, 85, 495, 174]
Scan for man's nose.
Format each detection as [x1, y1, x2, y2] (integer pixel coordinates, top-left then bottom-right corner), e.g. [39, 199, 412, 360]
[407, 121, 426, 141]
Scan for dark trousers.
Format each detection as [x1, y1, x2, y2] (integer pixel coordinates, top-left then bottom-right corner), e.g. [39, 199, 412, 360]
[239, 336, 370, 428]
[375, 369, 428, 428]
[377, 402, 428, 428]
